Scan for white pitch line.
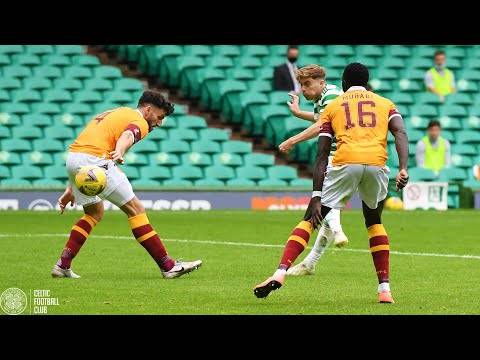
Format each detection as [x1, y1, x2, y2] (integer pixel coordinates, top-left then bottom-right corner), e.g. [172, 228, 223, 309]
[1, 233, 480, 260]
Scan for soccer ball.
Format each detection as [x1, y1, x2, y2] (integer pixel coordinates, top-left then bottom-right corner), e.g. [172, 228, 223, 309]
[74, 165, 107, 196]
[385, 196, 404, 210]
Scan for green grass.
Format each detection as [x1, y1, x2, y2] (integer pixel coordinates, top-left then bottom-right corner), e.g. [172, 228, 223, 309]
[1, 210, 479, 315]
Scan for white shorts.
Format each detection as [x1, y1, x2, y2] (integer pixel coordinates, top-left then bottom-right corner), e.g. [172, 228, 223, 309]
[66, 152, 135, 208]
[321, 164, 390, 210]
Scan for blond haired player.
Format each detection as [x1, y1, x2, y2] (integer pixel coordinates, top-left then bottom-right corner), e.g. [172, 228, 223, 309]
[254, 63, 409, 303]
[52, 90, 202, 279]
[285, 64, 348, 277]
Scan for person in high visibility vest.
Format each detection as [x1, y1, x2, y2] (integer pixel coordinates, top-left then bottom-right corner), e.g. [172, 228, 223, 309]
[424, 50, 456, 102]
[416, 120, 451, 173]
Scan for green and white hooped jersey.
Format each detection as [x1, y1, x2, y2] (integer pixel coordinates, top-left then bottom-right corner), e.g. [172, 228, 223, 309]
[313, 83, 342, 156]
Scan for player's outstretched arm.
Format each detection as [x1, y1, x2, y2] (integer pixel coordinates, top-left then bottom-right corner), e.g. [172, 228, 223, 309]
[389, 115, 409, 190]
[278, 121, 322, 153]
[308, 135, 332, 229]
[109, 130, 135, 164]
[287, 93, 315, 122]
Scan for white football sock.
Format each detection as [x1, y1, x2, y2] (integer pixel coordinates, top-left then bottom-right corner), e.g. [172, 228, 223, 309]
[378, 282, 391, 293]
[303, 223, 332, 266]
[324, 208, 342, 233]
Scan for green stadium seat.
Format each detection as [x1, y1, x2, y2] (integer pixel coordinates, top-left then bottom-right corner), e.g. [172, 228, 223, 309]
[456, 79, 478, 93]
[32, 179, 65, 187]
[181, 152, 212, 167]
[172, 165, 203, 180]
[21, 152, 53, 166]
[455, 130, 480, 145]
[409, 167, 438, 181]
[207, 56, 234, 69]
[388, 46, 412, 58]
[149, 152, 180, 167]
[71, 54, 101, 67]
[267, 165, 297, 181]
[63, 103, 92, 115]
[1, 178, 31, 187]
[43, 54, 71, 67]
[241, 45, 270, 57]
[25, 45, 54, 56]
[64, 66, 92, 79]
[0, 54, 10, 65]
[131, 140, 157, 153]
[413, 46, 437, 58]
[21, 78, 50, 91]
[162, 178, 193, 187]
[438, 167, 468, 181]
[0, 113, 22, 126]
[226, 68, 255, 81]
[0, 165, 10, 179]
[191, 140, 221, 154]
[159, 116, 178, 129]
[55, 45, 84, 56]
[459, 69, 480, 81]
[440, 105, 467, 118]
[0, 78, 21, 90]
[212, 45, 240, 57]
[84, 78, 113, 91]
[444, 93, 473, 106]
[118, 165, 139, 180]
[33, 65, 62, 79]
[33, 139, 65, 153]
[44, 126, 75, 140]
[212, 153, 243, 167]
[53, 113, 83, 127]
[290, 178, 312, 187]
[236, 166, 267, 181]
[416, 92, 443, 105]
[12, 89, 42, 103]
[0, 45, 23, 55]
[258, 179, 288, 187]
[198, 128, 229, 142]
[53, 78, 82, 91]
[159, 139, 190, 154]
[123, 152, 149, 166]
[357, 45, 383, 57]
[0, 151, 21, 165]
[391, 92, 414, 105]
[0, 90, 9, 102]
[12, 54, 41, 66]
[247, 80, 272, 93]
[398, 79, 422, 92]
[12, 126, 42, 139]
[299, 45, 326, 57]
[43, 89, 73, 103]
[168, 128, 198, 142]
[104, 90, 132, 104]
[1, 139, 31, 152]
[94, 66, 123, 79]
[440, 130, 455, 142]
[234, 56, 263, 69]
[382, 58, 405, 69]
[409, 58, 432, 69]
[195, 179, 225, 186]
[410, 104, 438, 117]
[147, 128, 167, 141]
[204, 165, 235, 181]
[131, 179, 161, 188]
[330, 45, 354, 56]
[445, 58, 462, 70]
[262, 56, 285, 68]
[74, 90, 102, 103]
[226, 178, 256, 187]
[176, 115, 207, 129]
[31, 102, 62, 115]
[324, 56, 349, 69]
[140, 166, 172, 180]
[3, 65, 32, 78]
[369, 79, 392, 92]
[183, 45, 212, 58]
[114, 78, 144, 92]
[465, 115, 480, 130]
[53, 152, 68, 166]
[12, 165, 43, 180]
[243, 153, 275, 167]
[222, 140, 252, 154]
[0, 126, 10, 139]
[44, 166, 68, 180]
[452, 144, 477, 156]
[451, 154, 473, 168]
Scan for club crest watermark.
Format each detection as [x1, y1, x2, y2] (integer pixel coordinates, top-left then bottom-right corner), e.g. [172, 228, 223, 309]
[0, 288, 27, 315]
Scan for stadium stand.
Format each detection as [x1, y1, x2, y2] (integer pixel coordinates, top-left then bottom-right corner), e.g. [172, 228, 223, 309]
[102, 44, 480, 207]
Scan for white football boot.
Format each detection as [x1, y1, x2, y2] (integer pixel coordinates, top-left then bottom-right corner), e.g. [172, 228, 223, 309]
[332, 228, 349, 248]
[161, 260, 202, 279]
[51, 264, 81, 278]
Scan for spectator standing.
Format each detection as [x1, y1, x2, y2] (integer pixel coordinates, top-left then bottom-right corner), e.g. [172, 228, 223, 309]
[416, 120, 451, 172]
[424, 50, 456, 102]
[273, 45, 301, 92]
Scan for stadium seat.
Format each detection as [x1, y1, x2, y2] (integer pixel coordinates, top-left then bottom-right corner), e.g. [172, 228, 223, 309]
[455, 130, 480, 145]
[205, 165, 235, 181]
[0, 126, 10, 139]
[212, 153, 243, 167]
[140, 166, 171, 180]
[226, 178, 256, 187]
[12, 90, 42, 103]
[33, 65, 62, 79]
[409, 167, 438, 181]
[198, 128, 229, 142]
[12, 126, 43, 139]
[12, 165, 43, 180]
[258, 179, 288, 187]
[149, 152, 180, 167]
[1, 139, 32, 152]
[222, 141, 252, 154]
[172, 165, 203, 180]
[0, 165, 10, 179]
[0, 152, 21, 166]
[21, 152, 53, 166]
[159, 140, 190, 154]
[243, 153, 275, 167]
[438, 167, 468, 182]
[290, 178, 312, 187]
[267, 166, 297, 181]
[452, 144, 477, 156]
[162, 179, 193, 187]
[195, 178, 225, 186]
[176, 115, 207, 129]
[123, 153, 149, 166]
[168, 128, 198, 142]
[191, 140, 221, 154]
[236, 166, 267, 181]
[180, 152, 211, 167]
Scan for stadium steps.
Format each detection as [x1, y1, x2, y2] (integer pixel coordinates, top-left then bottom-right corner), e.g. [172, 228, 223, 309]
[90, 45, 314, 183]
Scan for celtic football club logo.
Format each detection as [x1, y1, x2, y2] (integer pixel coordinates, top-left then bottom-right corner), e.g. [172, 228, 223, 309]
[0, 288, 27, 315]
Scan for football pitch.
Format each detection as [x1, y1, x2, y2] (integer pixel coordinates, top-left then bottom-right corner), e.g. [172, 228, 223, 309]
[1, 210, 479, 315]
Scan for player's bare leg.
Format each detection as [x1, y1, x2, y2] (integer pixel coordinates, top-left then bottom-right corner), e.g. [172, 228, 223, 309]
[52, 200, 103, 278]
[254, 201, 331, 298]
[362, 199, 394, 303]
[121, 197, 202, 279]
